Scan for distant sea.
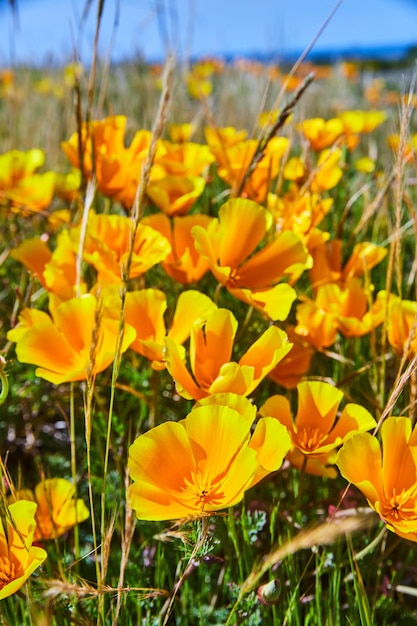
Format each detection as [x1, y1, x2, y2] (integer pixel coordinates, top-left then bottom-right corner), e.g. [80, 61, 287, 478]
[208, 44, 417, 65]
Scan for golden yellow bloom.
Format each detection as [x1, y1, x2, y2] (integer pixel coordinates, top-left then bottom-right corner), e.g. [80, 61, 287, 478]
[282, 156, 306, 182]
[168, 123, 195, 143]
[128, 393, 291, 520]
[11, 230, 87, 301]
[354, 157, 376, 173]
[70, 212, 171, 284]
[156, 140, 215, 177]
[61, 116, 166, 209]
[310, 148, 343, 192]
[298, 118, 344, 152]
[10, 479, 89, 541]
[165, 307, 292, 400]
[192, 198, 310, 320]
[146, 175, 205, 216]
[0, 501, 47, 600]
[338, 109, 387, 139]
[309, 239, 387, 291]
[337, 417, 417, 542]
[144, 213, 215, 284]
[55, 168, 81, 202]
[381, 292, 417, 358]
[261, 381, 376, 477]
[0, 149, 55, 213]
[186, 75, 213, 99]
[204, 125, 248, 149]
[295, 279, 386, 349]
[267, 327, 313, 389]
[267, 191, 332, 242]
[7, 293, 136, 384]
[210, 137, 289, 202]
[124, 289, 217, 369]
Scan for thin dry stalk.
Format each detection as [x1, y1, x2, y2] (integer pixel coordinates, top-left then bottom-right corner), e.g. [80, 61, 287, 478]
[233, 72, 315, 199]
[87, 0, 106, 118]
[374, 351, 417, 435]
[378, 78, 416, 408]
[99, 54, 174, 598]
[44, 579, 167, 600]
[112, 468, 137, 626]
[352, 171, 394, 239]
[97, 0, 120, 117]
[392, 78, 416, 295]
[75, 177, 96, 297]
[273, 0, 343, 106]
[402, 192, 417, 295]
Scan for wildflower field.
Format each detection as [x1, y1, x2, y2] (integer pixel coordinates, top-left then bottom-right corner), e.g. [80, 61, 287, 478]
[1, 6, 417, 624]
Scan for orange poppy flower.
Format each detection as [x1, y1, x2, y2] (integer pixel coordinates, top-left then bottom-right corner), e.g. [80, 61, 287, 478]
[155, 140, 215, 177]
[128, 393, 291, 520]
[295, 279, 386, 349]
[123, 289, 217, 369]
[267, 327, 314, 389]
[282, 156, 306, 182]
[338, 109, 387, 150]
[309, 239, 387, 291]
[260, 380, 376, 477]
[298, 118, 344, 152]
[0, 501, 47, 600]
[10, 478, 89, 541]
[0, 149, 55, 213]
[61, 116, 166, 208]
[192, 197, 311, 320]
[146, 175, 205, 216]
[144, 213, 215, 284]
[267, 191, 333, 241]
[310, 148, 343, 193]
[55, 168, 81, 202]
[186, 75, 213, 99]
[211, 137, 289, 202]
[164, 307, 292, 400]
[337, 417, 417, 542]
[204, 125, 248, 150]
[168, 123, 195, 143]
[70, 212, 171, 284]
[7, 293, 136, 384]
[380, 292, 417, 358]
[11, 230, 87, 301]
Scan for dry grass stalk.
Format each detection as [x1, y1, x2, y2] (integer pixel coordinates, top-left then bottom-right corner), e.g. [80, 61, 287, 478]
[374, 350, 417, 435]
[233, 72, 315, 199]
[44, 579, 168, 600]
[112, 468, 137, 626]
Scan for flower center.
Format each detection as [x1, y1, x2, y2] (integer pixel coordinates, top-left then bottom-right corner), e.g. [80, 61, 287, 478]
[0, 557, 15, 591]
[297, 427, 327, 452]
[183, 471, 224, 512]
[36, 513, 56, 540]
[381, 487, 417, 523]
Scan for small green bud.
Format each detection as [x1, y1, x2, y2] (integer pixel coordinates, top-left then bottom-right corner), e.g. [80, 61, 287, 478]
[257, 578, 281, 605]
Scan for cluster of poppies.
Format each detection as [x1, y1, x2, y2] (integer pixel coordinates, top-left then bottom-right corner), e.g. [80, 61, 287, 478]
[2, 91, 417, 600]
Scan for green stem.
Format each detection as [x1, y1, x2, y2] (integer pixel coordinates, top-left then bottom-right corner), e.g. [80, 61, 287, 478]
[0, 356, 9, 406]
[69, 384, 80, 565]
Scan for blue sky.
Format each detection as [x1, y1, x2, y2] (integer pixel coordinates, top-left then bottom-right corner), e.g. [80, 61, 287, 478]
[0, 0, 417, 66]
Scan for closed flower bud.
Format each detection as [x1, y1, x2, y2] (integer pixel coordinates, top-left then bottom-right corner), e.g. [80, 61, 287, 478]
[257, 578, 281, 605]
